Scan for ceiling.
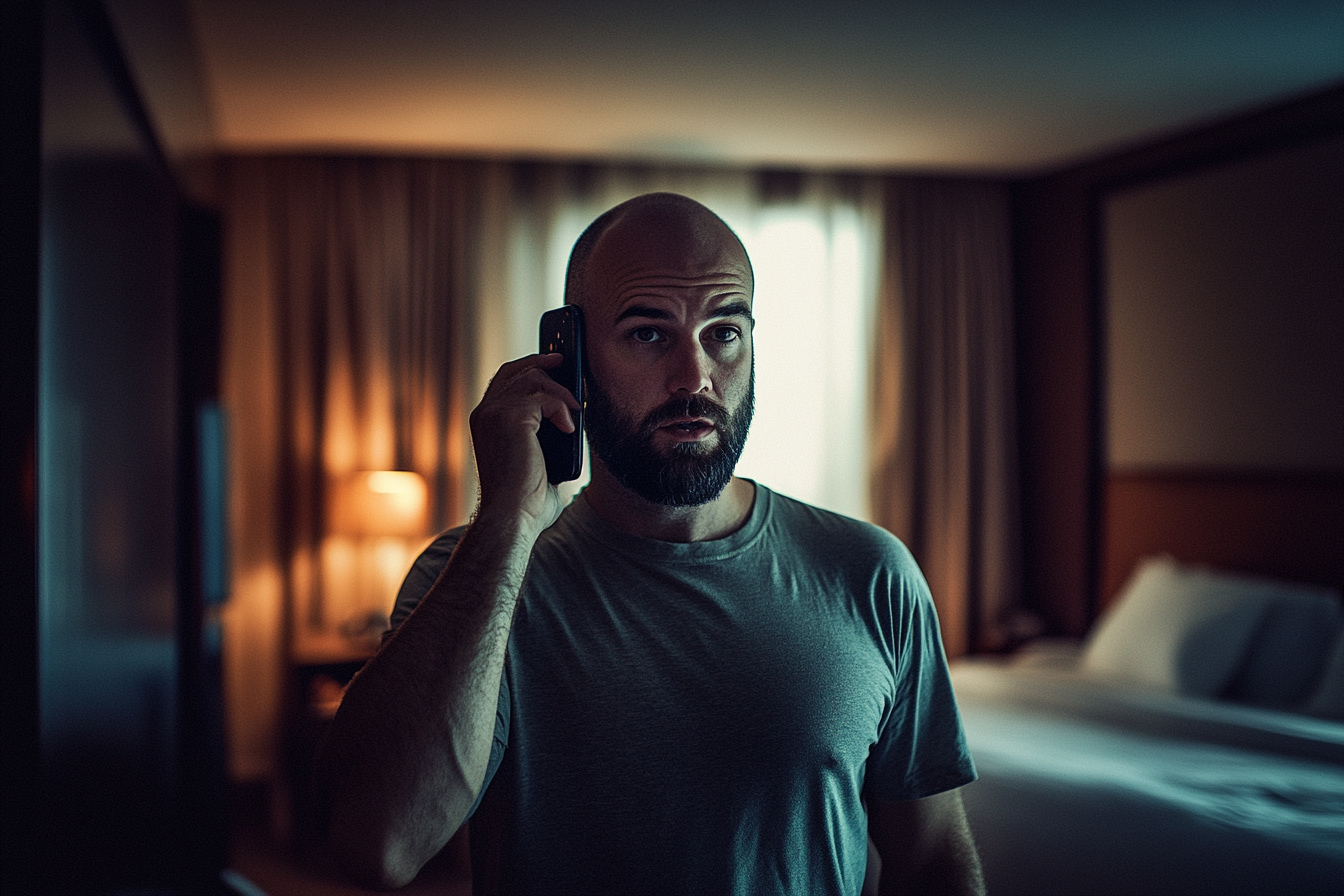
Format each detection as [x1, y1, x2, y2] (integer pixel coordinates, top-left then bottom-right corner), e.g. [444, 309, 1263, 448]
[110, 0, 1344, 176]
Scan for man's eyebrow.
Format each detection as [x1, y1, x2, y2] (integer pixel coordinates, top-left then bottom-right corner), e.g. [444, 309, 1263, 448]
[707, 301, 753, 321]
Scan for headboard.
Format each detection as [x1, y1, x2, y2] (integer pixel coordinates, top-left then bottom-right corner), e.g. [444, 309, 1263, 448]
[1100, 469, 1344, 612]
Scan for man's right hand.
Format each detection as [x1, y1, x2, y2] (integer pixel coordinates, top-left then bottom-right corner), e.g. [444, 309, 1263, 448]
[468, 352, 582, 536]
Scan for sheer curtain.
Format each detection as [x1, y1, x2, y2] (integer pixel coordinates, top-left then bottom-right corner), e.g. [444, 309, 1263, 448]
[219, 156, 882, 782]
[870, 177, 1021, 658]
[480, 165, 883, 522]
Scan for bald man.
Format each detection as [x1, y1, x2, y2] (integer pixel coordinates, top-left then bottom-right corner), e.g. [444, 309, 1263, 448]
[317, 193, 983, 895]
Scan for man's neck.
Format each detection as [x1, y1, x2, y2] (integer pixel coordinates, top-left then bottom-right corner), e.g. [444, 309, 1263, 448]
[582, 465, 756, 543]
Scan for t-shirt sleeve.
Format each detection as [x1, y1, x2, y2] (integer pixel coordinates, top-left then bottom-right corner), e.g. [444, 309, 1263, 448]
[385, 526, 466, 639]
[863, 541, 977, 800]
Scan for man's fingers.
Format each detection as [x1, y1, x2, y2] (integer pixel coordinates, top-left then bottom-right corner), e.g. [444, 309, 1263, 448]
[471, 354, 582, 455]
[538, 394, 578, 434]
[487, 354, 581, 410]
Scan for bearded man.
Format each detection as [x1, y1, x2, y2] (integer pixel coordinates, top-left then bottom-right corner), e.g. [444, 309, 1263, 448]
[316, 193, 983, 895]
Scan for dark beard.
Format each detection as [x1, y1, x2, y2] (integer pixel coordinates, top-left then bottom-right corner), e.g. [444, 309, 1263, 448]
[585, 372, 754, 507]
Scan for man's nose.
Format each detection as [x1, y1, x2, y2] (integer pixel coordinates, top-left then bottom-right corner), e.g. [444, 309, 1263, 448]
[665, 339, 713, 395]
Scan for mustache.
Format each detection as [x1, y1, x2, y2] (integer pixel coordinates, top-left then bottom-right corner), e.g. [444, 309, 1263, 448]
[639, 394, 730, 433]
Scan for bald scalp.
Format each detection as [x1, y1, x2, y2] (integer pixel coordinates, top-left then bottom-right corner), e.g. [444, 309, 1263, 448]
[564, 192, 753, 308]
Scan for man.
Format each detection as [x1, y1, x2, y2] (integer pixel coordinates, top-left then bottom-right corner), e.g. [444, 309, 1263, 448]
[316, 193, 983, 895]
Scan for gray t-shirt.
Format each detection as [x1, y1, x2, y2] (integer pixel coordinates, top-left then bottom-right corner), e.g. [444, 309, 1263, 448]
[389, 483, 975, 895]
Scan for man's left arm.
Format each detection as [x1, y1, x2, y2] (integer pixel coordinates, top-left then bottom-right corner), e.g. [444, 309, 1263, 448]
[867, 788, 985, 896]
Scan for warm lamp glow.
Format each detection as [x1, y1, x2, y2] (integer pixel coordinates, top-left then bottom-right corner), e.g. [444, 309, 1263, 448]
[330, 470, 429, 537]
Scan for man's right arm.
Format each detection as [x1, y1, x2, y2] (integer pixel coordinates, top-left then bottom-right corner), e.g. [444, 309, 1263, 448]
[314, 353, 579, 890]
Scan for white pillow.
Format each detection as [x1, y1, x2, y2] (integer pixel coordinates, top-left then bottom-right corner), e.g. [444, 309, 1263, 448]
[1303, 632, 1344, 721]
[1081, 556, 1277, 697]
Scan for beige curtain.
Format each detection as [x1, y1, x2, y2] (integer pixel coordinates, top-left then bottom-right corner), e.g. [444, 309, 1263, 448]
[220, 156, 499, 780]
[870, 177, 1021, 657]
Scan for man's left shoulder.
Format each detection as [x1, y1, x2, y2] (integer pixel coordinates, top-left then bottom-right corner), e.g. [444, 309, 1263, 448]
[765, 489, 917, 569]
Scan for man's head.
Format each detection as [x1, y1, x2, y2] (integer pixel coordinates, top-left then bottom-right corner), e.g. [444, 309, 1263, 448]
[565, 193, 755, 506]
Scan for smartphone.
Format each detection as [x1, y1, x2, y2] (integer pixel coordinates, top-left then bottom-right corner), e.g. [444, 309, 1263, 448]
[538, 306, 585, 483]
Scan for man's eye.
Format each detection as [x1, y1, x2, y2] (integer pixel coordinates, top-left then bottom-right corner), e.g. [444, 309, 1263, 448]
[709, 326, 740, 343]
[631, 327, 661, 344]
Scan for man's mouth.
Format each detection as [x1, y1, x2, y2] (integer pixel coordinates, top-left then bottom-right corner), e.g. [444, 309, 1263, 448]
[657, 417, 715, 438]
[638, 395, 729, 443]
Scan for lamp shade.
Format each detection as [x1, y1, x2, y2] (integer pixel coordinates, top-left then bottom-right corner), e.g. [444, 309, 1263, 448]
[329, 470, 429, 537]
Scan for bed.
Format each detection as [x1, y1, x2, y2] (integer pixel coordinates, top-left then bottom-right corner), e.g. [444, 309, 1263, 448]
[951, 555, 1344, 895]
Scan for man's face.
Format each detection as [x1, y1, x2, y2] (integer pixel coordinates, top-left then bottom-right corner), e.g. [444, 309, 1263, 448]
[579, 203, 755, 506]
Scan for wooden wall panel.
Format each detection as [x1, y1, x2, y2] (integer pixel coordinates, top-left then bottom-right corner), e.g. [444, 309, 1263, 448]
[1101, 470, 1344, 609]
[1012, 177, 1102, 637]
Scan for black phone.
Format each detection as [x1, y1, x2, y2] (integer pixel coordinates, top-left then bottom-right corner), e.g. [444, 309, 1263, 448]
[538, 306, 585, 483]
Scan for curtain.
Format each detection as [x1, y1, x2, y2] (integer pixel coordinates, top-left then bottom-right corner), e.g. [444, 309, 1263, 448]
[220, 156, 496, 780]
[870, 178, 1021, 658]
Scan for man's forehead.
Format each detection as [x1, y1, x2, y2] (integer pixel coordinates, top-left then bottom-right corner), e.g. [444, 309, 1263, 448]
[583, 201, 753, 299]
[613, 297, 754, 324]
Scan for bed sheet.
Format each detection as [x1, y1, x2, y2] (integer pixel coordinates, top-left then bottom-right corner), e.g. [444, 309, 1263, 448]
[951, 661, 1344, 896]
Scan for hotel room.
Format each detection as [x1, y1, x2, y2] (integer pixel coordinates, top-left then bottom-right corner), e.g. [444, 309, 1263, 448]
[4, 1, 1343, 893]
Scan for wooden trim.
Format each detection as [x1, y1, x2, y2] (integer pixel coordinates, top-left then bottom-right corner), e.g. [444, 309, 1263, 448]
[1101, 469, 1344, 610]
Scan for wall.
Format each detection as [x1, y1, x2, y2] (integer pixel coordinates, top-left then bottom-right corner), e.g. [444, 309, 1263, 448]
[31, 1, 226, 890]
[1098, 132, 1344, 604]
[1012, 82, 1344, 636]
[1105, 134, 1344, 473]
